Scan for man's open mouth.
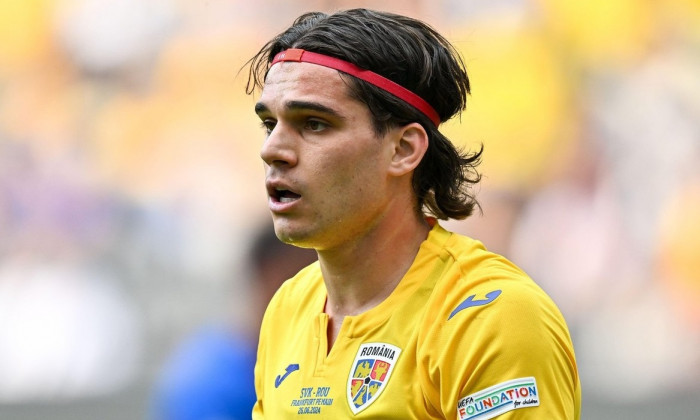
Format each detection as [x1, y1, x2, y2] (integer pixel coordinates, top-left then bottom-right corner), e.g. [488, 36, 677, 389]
[273, 188, 301, 203]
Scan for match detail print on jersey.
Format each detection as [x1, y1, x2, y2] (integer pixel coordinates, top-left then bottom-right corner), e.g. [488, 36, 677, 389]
[457, 377, 540, 420]
[346, 342, 402, 414]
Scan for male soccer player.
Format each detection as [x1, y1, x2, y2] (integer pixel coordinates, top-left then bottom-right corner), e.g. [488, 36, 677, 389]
[246, 8, 580, 419]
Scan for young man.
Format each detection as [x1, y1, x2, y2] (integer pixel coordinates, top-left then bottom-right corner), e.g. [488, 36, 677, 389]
[246, 8, 580, 419]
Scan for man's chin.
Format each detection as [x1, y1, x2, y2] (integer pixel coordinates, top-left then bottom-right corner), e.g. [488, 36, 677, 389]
[271, 223, 314, 248]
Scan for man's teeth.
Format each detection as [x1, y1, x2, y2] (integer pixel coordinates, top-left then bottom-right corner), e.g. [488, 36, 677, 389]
[276, 189, 300, 203]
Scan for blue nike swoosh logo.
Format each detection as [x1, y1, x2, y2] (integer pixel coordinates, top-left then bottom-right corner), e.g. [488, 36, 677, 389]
[275, 364, 299, 388]
[448, 290, 502, 320]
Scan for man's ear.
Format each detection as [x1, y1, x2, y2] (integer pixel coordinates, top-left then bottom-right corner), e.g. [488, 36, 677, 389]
[388, 122, 429, 177]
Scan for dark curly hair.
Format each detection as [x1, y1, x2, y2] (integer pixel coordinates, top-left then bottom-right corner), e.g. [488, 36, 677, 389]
[245, 9, 482, 220]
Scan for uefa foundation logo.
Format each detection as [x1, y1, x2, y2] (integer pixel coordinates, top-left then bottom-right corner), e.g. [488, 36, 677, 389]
[457, 377, 540, 420]
[346, 342, 402, 414]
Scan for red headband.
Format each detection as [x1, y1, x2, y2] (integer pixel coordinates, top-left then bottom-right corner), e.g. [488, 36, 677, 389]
[271, 48, 440, 127]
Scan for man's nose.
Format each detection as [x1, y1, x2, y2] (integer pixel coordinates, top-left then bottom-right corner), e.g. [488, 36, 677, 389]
[260, 124, 297, 167]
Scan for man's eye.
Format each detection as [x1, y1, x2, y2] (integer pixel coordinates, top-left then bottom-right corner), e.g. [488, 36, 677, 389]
[261, 120, 276, 134]
[305, 120, 328, 132]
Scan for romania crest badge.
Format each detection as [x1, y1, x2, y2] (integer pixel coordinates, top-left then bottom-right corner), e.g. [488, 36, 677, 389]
[347, 342, 402, 414]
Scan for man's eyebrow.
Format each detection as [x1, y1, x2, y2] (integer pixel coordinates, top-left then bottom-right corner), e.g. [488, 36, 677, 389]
[254, 100, 345, 120]
[254, 102, 269, 116]
[285, 100, 344, 119]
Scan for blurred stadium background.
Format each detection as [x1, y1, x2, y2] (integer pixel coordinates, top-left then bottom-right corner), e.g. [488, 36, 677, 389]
[0, 0, 698, 418]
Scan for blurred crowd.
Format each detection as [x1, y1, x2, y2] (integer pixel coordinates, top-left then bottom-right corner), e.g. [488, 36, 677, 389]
[0, 0, 698, 414]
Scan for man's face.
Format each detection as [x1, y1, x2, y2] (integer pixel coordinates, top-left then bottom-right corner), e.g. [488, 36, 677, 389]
[255, 62, 397, 251]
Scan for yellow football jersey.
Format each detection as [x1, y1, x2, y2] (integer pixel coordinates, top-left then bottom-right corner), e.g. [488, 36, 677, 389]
[253, 222, 580, 419]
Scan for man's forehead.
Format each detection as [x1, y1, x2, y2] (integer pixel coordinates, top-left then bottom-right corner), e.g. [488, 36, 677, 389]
[261, 62, 352, 102]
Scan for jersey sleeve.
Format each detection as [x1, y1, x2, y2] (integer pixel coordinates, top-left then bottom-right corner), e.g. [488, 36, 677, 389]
[251, 349, 264, 418]
[418, 264, 580, 419]
[251, 303, 268, 420]
[252, 276, 290, 420]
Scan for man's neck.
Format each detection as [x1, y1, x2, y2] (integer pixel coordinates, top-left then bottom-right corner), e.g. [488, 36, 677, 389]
[319, 211, 431, 346]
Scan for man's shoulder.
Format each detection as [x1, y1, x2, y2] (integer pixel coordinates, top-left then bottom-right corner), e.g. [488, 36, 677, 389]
[419, 239, 572, 361]
[428, 229, 560, 324]
[438, 230, 531, 286]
